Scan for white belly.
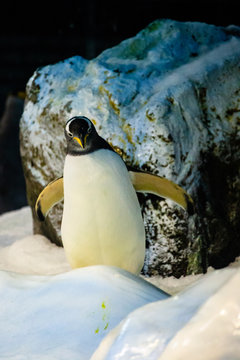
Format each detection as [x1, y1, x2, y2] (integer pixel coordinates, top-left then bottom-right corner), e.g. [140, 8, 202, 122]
[61, 149, 145, 274]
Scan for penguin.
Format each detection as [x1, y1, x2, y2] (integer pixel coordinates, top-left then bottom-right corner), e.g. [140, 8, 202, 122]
[35, 116, 194, 274]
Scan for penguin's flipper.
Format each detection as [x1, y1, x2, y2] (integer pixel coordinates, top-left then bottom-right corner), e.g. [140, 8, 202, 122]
[129, 171, 194, 214]
[35, 177, 64, 221]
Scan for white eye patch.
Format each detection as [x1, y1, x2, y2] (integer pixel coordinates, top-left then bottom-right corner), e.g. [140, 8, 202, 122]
[65, 119, 74, 136]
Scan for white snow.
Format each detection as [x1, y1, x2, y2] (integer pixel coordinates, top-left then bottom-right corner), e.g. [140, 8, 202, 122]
[0, 206, 71, 275]
[159, 270, 240, 360]
[0, 207, 240, 359]
[142, 272, 204, 295]
[0, 234, 71, 275]
[0, 206, 32, 247]
[0, 265, 167, 360]
[92, 268, 240, 360]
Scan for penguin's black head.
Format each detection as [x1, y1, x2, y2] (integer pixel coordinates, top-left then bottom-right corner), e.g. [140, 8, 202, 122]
[65, 116, 113, 155]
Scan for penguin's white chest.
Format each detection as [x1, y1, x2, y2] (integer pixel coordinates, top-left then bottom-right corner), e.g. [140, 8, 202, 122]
[61, 149, 145, 274]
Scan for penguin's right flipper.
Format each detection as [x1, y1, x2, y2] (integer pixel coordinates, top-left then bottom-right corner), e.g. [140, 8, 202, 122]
[35, 177, 64, 221]
[129, 171, 194, 214]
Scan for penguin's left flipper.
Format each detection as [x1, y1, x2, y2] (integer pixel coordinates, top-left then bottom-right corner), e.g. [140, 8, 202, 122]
[35, 177, 64, 221]
[129, 171, 194, 214]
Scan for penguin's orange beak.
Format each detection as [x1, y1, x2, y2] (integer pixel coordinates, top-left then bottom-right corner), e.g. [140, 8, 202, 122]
[73, 137, 83, 148]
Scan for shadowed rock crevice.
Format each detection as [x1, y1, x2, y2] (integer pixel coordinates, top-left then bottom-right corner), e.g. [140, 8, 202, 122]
[199, 150, 240, 269]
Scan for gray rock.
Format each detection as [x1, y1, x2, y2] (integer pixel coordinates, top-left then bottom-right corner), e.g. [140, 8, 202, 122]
[20, 19, 240, 276]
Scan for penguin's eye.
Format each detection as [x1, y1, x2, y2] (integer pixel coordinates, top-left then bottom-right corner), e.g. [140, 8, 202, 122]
[87, 127, 91, 134]
[68, 132, 73, 138]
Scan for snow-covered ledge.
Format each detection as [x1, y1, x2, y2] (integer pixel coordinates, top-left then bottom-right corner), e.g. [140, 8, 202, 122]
[20, 20, 240, 277]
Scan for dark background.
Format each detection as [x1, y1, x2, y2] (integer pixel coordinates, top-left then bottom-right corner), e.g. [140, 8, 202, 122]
[0, 0, 238, 214]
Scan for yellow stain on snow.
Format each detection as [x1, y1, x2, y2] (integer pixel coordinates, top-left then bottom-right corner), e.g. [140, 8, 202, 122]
[94, 299, 110, 335]
[104, 322, 109, 330]
[101, 301, 106, 309]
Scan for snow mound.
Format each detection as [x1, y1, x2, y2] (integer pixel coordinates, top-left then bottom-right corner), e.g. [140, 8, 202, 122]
[0, 266, 168, 360]
[0, 207, 240, 359]
[0, 234, 71, 275]
[92, 267, 240, 360]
